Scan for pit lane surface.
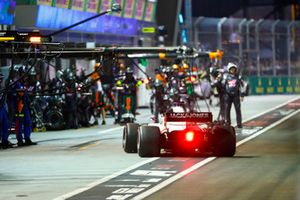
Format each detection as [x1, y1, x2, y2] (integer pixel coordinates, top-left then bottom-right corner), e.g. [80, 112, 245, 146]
[0, 95, 299, 200]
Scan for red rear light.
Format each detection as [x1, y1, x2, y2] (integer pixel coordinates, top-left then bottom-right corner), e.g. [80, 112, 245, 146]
[185, 131, 195, 142]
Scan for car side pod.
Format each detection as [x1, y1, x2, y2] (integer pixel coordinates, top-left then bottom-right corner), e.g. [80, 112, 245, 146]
[123, 123, 139, 153]
[212, 124, 236, 157]
[137, 126, 161, 157]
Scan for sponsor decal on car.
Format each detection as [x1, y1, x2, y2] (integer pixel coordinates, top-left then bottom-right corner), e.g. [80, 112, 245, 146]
[166, 112, 212, 122]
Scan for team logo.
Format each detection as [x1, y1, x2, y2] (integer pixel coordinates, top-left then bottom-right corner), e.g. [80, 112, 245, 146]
[228, 79, 237, 88]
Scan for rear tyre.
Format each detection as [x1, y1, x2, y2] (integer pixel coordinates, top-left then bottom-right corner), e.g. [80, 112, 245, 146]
[213, 125, 236, 157]
[138, 126, 160, 157]
[123, 123, 139, 153]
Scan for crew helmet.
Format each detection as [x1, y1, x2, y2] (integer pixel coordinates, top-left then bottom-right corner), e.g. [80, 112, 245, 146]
[183, 63, 189, 69]
[227, 62, 238, 71]
[154, 79, 163, 87]
[18, 65, 27, 74]
[56, 70, 63, 79]
[172, 64, 179, 70]
[125, 67, 133, 75]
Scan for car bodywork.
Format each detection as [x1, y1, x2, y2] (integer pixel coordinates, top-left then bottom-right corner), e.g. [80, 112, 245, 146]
[123, 111, 236, 157]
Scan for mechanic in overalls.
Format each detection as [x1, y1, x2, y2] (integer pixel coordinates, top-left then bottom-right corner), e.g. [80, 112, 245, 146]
[210, 66, 226, 121]
[0, 73, 14, 149]
[91, 80, 106, 125]
[15, 67, 37, 146]
[64, 70, 78, 129]
[151, 68, 167, 122]
[90, 63, 107, 125]
[115, 68, 142, 123]
[223, 62, 244, 128]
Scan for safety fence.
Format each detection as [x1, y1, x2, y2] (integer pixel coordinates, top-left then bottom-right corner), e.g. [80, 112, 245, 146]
[194, 17, 300, 78]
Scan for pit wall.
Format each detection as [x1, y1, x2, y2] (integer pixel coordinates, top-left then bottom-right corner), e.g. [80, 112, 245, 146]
[246, 76, 300, 95]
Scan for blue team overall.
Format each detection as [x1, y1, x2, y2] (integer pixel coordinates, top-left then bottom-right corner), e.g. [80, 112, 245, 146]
[0, 93, 9, 146]
[15, 83, 32, 145]
[0, 71, 13, 148]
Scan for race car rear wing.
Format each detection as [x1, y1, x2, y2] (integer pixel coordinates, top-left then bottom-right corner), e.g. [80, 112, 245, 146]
[166, 112, 212, 123]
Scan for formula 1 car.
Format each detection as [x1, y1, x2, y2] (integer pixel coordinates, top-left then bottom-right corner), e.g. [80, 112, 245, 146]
[122, 110, 236, 157]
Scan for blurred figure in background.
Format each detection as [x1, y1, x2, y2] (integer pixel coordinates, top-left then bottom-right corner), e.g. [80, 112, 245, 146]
[15, 66, 37, 146]
[210, 66, 225, 121]
[91, 80, 106, 125]
[0, 73, 14, 149]
[115, 67, 141, 123]
[63, 69, 78, 129]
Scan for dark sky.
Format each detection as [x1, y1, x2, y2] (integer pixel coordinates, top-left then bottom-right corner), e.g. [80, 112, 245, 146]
[191, 0, 298, 18]
[192, 0, 242, 18]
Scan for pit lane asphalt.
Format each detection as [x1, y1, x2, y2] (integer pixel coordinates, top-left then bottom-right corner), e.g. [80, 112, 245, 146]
[0, 95, 299, 200]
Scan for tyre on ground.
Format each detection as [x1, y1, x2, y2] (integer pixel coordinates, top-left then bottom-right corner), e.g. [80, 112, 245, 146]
[138, 125, 160, 157]
[123, 123, 139, 153]
[213, 125, 236, 157]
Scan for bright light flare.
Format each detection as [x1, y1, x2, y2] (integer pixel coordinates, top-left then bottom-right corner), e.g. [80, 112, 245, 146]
[143, 77, 150, 84]
[0, 37, 15, 42]
[29, 36, 41, 43]
[190, 76, 196, 82]
[185, 131, 195, 142]
[159, 53, 166, 59]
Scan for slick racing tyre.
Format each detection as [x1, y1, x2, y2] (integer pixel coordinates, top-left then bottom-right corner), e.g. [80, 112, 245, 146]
[123, 123, 139, 153]
[213, 125, 236, 157]
[137, 126, 160, 157]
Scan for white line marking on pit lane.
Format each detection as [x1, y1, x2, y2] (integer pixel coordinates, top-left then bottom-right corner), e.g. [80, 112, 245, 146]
[131, 157, 216, 200]
[143, 178, 162, 183]
[119, 179, 141, 182]
[236, 108, 300, 147]
[130, 170, 177, 177]
[240, 96, 300, 123]
[52, 157, 159, 200]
